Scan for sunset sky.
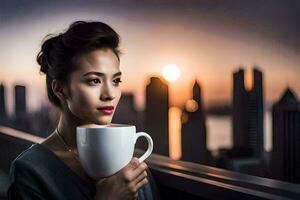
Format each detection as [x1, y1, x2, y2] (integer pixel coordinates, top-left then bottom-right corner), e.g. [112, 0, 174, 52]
[1, 0, 299, 115]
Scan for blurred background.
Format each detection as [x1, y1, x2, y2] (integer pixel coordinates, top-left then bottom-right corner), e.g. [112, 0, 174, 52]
[1, 0, 300, 187]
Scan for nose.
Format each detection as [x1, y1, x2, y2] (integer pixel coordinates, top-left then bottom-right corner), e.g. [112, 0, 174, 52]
[100, 82, 115, 102]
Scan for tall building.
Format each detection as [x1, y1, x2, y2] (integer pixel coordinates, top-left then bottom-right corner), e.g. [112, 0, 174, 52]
[145, 77, 169, 156]
[271, 88, 300, 183]
[0, 83, 8, 124]
[13, 85, 31, 132]
[14, 85, 27, 118]
[181, 80, 208, 164]
[232, 68, 264, 157]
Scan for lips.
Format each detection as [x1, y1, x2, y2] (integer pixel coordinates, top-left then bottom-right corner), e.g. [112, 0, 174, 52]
[97, 106, 114, 115]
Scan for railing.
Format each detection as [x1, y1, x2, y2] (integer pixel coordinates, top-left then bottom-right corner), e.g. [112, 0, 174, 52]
[1, 126, 300, 200]
[135, 150, 300, 200]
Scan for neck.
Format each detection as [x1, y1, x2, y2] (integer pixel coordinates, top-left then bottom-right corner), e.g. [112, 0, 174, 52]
[56, 108, 89, 149]
[56, 117, 77, 149]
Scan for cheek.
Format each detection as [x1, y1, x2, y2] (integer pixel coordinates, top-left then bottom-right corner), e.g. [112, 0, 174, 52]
[67, 85, 99, 114]
[116, 90, 122, 105]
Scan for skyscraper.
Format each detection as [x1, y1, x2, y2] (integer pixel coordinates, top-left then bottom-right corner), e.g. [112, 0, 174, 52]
[271, 88, 300, 183]
[145, 77, 169, 156]
[232, 68, 264, 157]
[181, 80, 208, 164]
[14, 85, 26, 118]
[0, 83, 8, 125]
[13, 85, 30, 132]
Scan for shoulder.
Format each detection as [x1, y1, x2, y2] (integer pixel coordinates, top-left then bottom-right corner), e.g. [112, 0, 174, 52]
[11, 144, 43, 166]
[7, 144, 51, 199]
[9, 144, 47, 182]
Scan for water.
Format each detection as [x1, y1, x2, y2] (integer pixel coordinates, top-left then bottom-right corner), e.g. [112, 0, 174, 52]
[169, 109, 272, 159]
[206, 111, 272, 152]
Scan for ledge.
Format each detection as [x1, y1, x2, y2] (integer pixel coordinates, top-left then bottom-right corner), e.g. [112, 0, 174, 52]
[1, 126, 300, 200]
[135, 150, 300, 200]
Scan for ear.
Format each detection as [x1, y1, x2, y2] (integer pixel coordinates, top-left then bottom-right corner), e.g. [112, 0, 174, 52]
[51, 79, 68, 101]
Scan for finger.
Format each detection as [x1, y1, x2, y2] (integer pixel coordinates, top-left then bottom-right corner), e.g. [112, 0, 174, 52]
[130, 157, 140, 169]
[132, 170, 147, 185]
[123, 157, 140, 171]
[130, 162, 148, 180]
[120, 157, 141, 182]
[135, 178, 148, 190]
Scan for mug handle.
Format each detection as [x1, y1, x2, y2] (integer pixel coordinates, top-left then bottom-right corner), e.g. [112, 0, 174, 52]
[134, 132, 153, 163]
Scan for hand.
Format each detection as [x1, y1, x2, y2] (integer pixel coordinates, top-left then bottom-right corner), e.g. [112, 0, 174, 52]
[94, 157, 148, 200]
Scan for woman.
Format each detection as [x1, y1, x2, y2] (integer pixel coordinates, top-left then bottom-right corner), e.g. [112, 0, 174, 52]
[7, 21, 156, 200]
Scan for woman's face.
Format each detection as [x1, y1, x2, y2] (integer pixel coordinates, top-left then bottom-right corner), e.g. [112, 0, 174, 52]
[64, 48, 122, 125]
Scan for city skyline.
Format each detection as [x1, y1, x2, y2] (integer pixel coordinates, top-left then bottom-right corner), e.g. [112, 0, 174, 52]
[1, 70, 298, 152]
[1, 70, 299, 182]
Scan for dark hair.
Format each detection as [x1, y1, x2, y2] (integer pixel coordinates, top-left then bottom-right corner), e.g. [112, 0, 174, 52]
[37, 21, 122, 108]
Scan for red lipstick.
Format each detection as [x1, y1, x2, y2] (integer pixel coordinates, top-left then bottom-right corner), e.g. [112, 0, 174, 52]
[97, 106, 114, 115]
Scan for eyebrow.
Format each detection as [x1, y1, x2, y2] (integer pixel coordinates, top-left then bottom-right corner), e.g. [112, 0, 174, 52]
[83, 71, 122, 78]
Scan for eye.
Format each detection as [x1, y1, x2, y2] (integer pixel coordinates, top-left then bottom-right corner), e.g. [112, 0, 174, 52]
[113, 78, 122, 86]
[87, 79, 101, 85]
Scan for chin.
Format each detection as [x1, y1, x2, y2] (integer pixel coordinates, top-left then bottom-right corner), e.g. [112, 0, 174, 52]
[94, 116, 113, 125]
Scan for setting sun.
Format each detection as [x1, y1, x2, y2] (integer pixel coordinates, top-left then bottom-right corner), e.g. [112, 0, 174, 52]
[162, 64, 181, 82]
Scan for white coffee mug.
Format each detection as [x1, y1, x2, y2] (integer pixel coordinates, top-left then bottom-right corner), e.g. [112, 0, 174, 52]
[76, 123, 153, 179]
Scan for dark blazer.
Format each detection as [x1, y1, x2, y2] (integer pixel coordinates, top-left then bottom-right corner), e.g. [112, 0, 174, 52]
[7, 143, 155, 200]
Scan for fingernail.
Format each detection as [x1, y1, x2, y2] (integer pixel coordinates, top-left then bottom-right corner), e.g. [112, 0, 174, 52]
[131, 157, 139, 167]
